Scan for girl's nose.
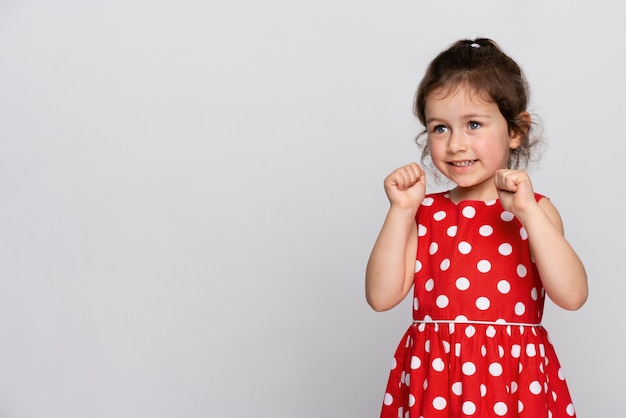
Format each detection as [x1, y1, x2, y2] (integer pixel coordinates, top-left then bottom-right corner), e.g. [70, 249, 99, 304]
[446, 131, 467, 153]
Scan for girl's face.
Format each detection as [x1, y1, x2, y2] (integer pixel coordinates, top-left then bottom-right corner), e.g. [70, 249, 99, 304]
[425, 84, 522, 201]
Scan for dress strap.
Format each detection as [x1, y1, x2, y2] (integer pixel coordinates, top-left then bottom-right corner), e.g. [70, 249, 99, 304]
[413, 319, 542, 327]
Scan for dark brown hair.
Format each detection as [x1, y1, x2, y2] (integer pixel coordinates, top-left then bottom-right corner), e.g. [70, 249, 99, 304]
[414, 38, 542, 170]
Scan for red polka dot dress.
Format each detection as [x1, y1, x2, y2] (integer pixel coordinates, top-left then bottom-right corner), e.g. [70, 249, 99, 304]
[380, 192, 577, 418]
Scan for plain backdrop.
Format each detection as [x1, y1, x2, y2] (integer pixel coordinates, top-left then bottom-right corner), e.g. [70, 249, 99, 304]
[0, 1, 623, 417]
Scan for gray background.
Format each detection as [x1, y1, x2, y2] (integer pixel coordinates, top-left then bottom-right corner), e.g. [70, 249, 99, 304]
[0, 0, 623, 417]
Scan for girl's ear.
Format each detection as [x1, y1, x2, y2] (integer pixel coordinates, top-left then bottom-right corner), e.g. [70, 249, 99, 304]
[509, 111, 531, 149]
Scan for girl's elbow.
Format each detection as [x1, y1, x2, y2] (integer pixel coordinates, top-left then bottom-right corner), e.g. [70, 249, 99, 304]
[570, 290, 588, 311]
[366, 294, 395, 312]
[560, 287, 588, 311]
[366, 287, 405, 312]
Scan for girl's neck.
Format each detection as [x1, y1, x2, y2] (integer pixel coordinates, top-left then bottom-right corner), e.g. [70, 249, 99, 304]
[449, 184, 499, 204]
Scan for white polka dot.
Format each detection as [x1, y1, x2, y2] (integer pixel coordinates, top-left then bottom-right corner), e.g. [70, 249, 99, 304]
[511, 381, 518, 393]
[424, 340, 431, 353]
[486, 326, 496, 338]
[500, 211, 514, 222]
[520, 227, 528, 240]
[497, 280, 511, 294]
[429, 242, 439, 255]
[440, 258, 450, 271]
[489, 362, 503, 376]
[511, 344, 521, 358]
[455, 342, 461, 356]
[566, 403, 575, 416]
[477, 260, 491, 273]
[391, 357, 397, 370]
[404, 373, 410, 386]
[433, 210, 447, 221]
[410, 356, 421, 369]
[458, 241, 472, 254]
[415, 260, 422, 273]
[432, 358, 445, 372]
[447, 225, 458, 237]
[476, 297, 491, 310]
[462, 206, 476, 218]
[480, 384, 487, 397]
[494, 402, 508, 416]
[436, 295, 449, 308]
[422, 197, 434, 206]
[408, 394, 415, 407]
[498, 243, 513, 256]
[455, 315, 469, 323]
[425, 279, 434, 291]
[518, 400, 524, 413]
[462, 401, 476, 415]
[531, 287, 538, 300]
[529, 381, 542, 395]
[558, 368, 565, 380]
[526, 344, 537, 357]
[517, 264, 528, 277]
[443, 340, 450, 353]
[456, 277, 470, 290]
[465, 325, 476, 338]
[479, 225, 493, 236]
[433, 396, 447, 410]
[515, 302, 526, 315]
[451, 382, 462, 396]
[418, 224, 427, 236]
[462, 362, 476, 376]
[383, 393, 393, 405]
[413, 297, 419, 310]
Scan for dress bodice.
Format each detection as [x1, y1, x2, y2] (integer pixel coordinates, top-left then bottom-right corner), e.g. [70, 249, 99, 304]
[412, 192, 545, 324]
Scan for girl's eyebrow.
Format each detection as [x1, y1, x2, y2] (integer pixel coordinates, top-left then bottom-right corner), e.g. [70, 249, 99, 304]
[426, 113, 492, 124]
[425, 117, 444, 125]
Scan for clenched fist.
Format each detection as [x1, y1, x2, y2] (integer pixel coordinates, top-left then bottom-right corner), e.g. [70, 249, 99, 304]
[384, 162, 427, 210]
[495, 169, 537, 215]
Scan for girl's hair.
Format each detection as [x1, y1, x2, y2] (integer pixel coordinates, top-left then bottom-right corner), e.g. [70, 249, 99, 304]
[414, 38, 543, 171]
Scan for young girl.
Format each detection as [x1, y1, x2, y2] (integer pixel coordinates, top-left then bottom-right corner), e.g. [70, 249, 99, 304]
[366, 38, 588, 418]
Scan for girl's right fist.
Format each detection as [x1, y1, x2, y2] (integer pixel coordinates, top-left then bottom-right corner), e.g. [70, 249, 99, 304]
[384, 162, 426, 209]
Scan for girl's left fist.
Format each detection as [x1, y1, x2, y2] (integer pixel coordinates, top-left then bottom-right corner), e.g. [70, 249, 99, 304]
[495, 169, 536, 214]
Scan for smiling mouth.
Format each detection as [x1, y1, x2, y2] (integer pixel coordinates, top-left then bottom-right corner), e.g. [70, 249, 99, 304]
[449, 160, 477, 167]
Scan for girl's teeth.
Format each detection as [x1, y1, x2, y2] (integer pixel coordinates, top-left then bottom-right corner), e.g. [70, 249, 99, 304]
[451, 160, 475, 167]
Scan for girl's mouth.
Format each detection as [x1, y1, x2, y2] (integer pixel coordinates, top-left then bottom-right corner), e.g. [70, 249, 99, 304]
[449, 160, 477, 167]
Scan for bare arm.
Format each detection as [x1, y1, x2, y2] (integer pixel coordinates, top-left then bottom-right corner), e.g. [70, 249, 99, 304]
[366, 163, 426, 311]
[496, 170, 588, 310]
[518, 198, 587, 310]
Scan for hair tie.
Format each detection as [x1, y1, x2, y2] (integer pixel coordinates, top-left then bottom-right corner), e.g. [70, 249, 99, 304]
[470, 42, 480, 48]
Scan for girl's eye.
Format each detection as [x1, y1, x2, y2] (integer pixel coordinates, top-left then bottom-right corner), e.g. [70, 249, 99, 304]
[433, 125, 448, 134]
[468, 121, 482, 130]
